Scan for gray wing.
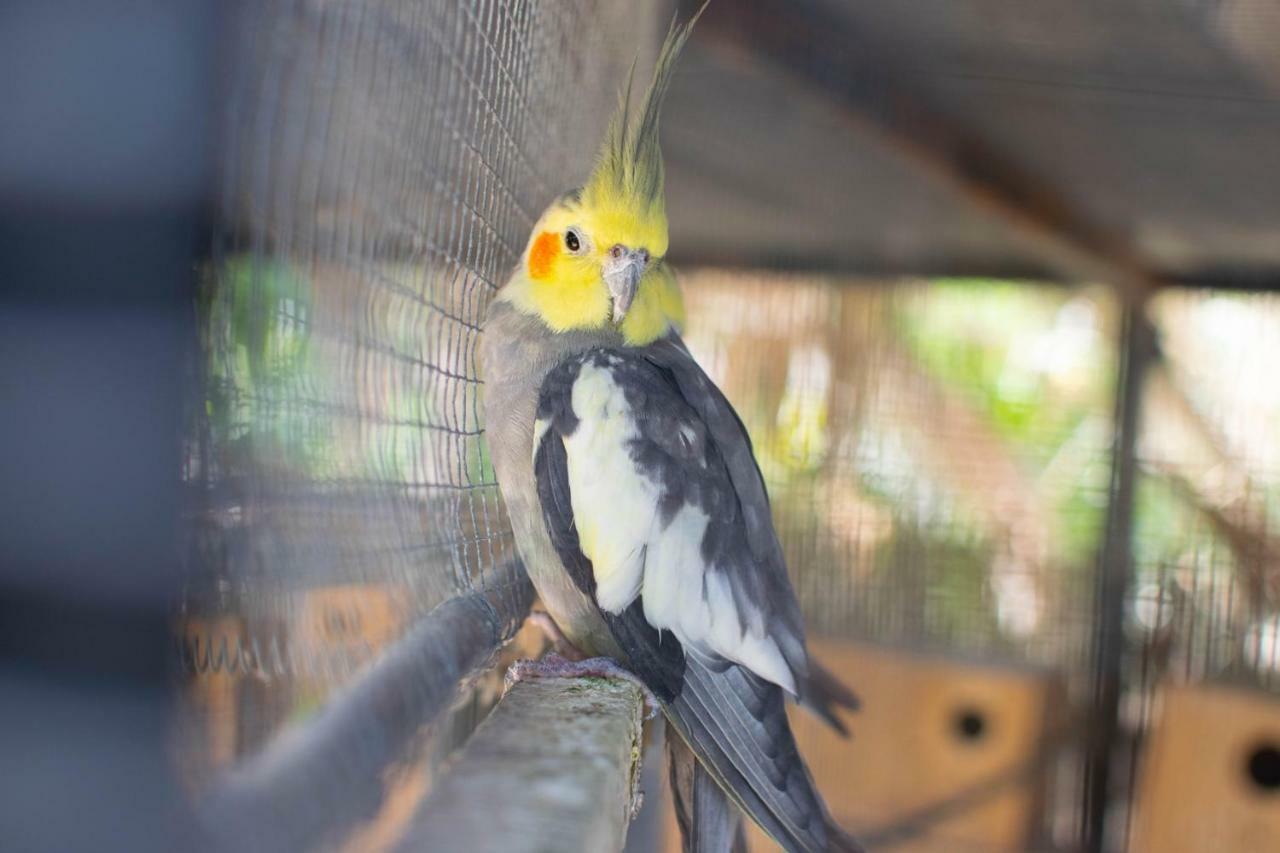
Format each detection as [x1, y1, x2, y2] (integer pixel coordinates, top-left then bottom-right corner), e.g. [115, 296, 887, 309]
[532, 345, 862, 852]
[644, 335, 859, 727]
[534, 344, 808, 692]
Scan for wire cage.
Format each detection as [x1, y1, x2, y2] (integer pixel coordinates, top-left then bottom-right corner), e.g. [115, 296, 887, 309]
[60, 0, 1275, 850]
[175, 0, 666, 845]
[671, 274, 1280, 851]
[183, 0, 663, 656]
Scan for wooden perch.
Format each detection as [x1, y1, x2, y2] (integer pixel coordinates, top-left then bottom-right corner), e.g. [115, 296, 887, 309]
[396, 677, 647, 853]
[200, 560, 534, 852]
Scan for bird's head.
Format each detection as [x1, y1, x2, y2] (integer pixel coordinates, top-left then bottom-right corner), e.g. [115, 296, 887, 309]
[503, 10, 702, 346]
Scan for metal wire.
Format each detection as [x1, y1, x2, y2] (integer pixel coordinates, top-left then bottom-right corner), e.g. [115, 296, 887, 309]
[680, 272, 1113, 671]
[173, 3, 1279, 846]
[677, 272, 1115, 850]
[1117, 288, 1280, 847]
[678, 273, 1280, 851]
[180, 0, 665, 773]
[1132, 289, 1280, 693]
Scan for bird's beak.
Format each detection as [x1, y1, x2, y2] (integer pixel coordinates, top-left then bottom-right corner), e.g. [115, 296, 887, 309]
[603, 247, 648, 323]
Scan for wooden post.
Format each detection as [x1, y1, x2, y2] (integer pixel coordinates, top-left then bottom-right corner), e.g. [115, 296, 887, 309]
[1084, 301, 1152, 852]
[397, 677, 647, 852]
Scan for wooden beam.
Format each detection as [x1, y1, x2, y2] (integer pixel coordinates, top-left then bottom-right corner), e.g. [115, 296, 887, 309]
[697, 0, 1168, 302]
[395, 677, 647, 852]
[1206, 0, 1280, 93]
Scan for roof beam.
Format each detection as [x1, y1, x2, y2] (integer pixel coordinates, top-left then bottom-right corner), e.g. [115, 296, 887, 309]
[1203, 0, 1280, 93]
[697, 0, 1168, 302]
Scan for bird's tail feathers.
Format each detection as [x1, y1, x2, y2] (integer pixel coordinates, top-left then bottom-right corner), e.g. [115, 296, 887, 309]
[664, 652, 865, 853]
[666, 727, 748, 853]
[799, 657, 861, 737]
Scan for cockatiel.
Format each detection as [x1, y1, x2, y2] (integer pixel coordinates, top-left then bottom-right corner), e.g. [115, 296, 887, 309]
[481, 11, 861, 853]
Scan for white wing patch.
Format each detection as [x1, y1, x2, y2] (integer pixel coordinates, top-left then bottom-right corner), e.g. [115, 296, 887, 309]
[554, 360, 797, 695]
[561, 361, 659, 613]
[641, 505, 796, 694]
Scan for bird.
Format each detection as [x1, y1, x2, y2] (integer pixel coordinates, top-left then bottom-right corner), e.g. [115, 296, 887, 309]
[480, 9, 861, 852]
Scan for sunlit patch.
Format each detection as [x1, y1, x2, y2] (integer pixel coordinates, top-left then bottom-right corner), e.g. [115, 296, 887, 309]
[528, 231, 560, 280]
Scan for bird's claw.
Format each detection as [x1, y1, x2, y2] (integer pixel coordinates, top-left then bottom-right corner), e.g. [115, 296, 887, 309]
[525, 611, 589, 661]
[505, 654, 661, 719]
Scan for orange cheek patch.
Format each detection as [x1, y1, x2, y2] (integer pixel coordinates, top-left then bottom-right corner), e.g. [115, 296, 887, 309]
[528, 231, 560, 279]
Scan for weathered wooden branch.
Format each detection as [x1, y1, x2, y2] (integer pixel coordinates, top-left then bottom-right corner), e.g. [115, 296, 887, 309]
[200, 560, 534, 852]
[395, 677, 647, 853]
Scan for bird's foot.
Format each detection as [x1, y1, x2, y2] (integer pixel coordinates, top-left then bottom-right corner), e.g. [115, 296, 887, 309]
[526, 610, 588, 661]
[505, 653, 660, 719]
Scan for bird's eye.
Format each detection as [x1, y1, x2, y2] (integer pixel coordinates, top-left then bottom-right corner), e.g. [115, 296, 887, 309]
[564, 229, 582, 253]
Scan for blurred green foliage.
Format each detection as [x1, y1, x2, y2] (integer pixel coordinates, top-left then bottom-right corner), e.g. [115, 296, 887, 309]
[199, 255, 331, 477]
[897, 280, 1113, 567]
[198, 257, 495, 491]
[902, 280, 1108, 466]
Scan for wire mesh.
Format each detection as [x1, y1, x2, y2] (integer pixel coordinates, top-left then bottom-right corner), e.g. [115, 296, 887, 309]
[178, 0, 665, 782]
[167, 1, 1280, 847]
[1118, 288, 1280, 847]
[675, 271, 1116, 850]
[1133, 289, 1280, 693]
[675, 272, 1280, 851]
[680, 272, 1116, 671]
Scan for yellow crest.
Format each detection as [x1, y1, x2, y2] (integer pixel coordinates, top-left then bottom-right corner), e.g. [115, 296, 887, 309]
[580, 7, 706, 260]
[501, 5, 704, 345]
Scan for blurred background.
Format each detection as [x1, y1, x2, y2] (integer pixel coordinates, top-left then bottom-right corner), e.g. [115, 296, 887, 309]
[3, 1, 1279, 851]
